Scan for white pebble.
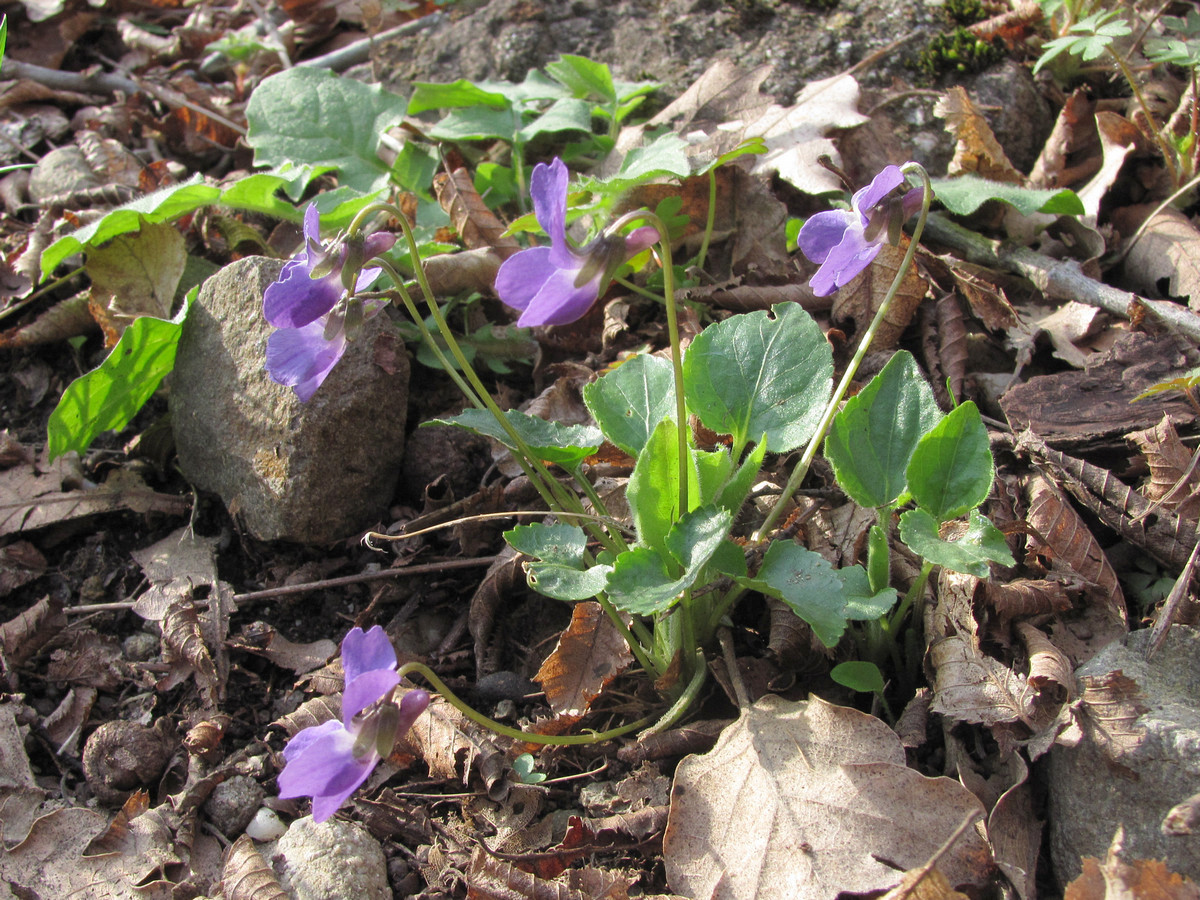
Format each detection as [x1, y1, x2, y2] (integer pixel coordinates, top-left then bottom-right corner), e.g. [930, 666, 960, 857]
[244, 807, 287, 841]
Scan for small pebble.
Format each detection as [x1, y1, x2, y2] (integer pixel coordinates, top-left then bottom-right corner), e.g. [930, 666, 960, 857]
[122, 632, 159, 662]
[244, 807, 287, 842]
[203, 775, 264, 836]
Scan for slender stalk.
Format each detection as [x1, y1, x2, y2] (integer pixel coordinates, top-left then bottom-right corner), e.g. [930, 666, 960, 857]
[888, 559, 934, 634]
[398, 662, 652, 744]
[756, 162, 933, 540]
[694, 168, 718, 273]
[1107, 47, 1180, 185]
[639, 649, 708, 737]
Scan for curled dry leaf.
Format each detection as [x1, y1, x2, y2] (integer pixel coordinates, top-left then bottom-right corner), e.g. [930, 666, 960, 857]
[1074, 112, 1142, 220]
[0, 806, 174, 900]
[0, 593, 65, 668]
[43, 684, 98, 755]
[1127, 415, 1200, 520]
[85, 220, 187, 346]
[935, 291, 968, 402]
[467, 846, 634, 900]
[0, 540, 47, 597]
[986, 577, 1073, 619]
[935, 86, 1024, 184]
[161, 600, 221, 705]
[433, 167, 520, 256]
[1064, 826, 1200, 900]
[894, 687, 933, 750]
[423, 246, 503, 298]
[223, 833, 290, 900]
[663, 695, 991, 900]
[535, 601, 634, 718]
[468, 546, 525, 678]
[398, 692, 499, 786]
[617, 718, 728, 765]
[1015, 620, 1073, 701]
[1024, 472, 1127, 660]
[271, 694, 341, 737]
[227, 621, 336, 674]
[0, 292, 97, 349]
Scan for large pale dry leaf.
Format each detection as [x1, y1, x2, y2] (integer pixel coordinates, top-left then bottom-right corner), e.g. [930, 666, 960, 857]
[131, 527, 222, 621]
[86, 220, 187, 346]
[643, 60, 867, 195]
[935, 87, 1024, 184]
[0, 806, 174, 900]
[1074, 112, 1141, 219]
[0, 699, 45, 847]
[663, 695, 991, 900]
[0, 451, 189, 538]
[535, 601, 633, 717]
[831, 238, 926, 351]
[1114, 205, 1200, 309]
[928, 633, 1035, 728]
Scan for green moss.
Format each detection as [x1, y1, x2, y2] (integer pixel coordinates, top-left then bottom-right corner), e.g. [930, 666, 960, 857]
[943, 0, 987, 26]
[916, 27, 1005, 79]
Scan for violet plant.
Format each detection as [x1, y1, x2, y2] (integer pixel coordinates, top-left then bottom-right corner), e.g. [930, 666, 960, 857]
[265, 154, 1016, 814]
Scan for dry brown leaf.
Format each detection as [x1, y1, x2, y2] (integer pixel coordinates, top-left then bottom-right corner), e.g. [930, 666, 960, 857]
[1163, 793, 1200, 836]
[1127, 415, 1200, 519]
[85, 220, 186, 346]
[1028, 90, 1101, 190]
[832, 237, 926, 351]
[43, 685, 97, 755]
[0, 293, 98, 349]
[223, 833, 290, 900]
[981, 753, 1040, 900]
[433, 168, 520, 256]
[423, 246, 503, 298]
[895, 687, 933, 749]
[469, 545, 525, 677]
[1025, 473, 1128, 656]
[398, 692, 494, 785]
[47, 628, 123, 690]
[535, 601, 633, 717]
[272, 694, 341, 737]
[0, 450, 189, 538]
[227, 621, 337, 674]
[928, 633, 1035, 728]
[1075, 670, 1147, 760]
[1016, 620, 1074, 700]
[1114, 205, 1200, 309]
[986, 577, 1073, 618]
[0, 593, 65, 668]
[934, 291, 968, 402]
[467, 846, 633, 900]
[934, 87, 1024, 184]
[881, 865, 970, 900]
[663, 695, 991, 900]
[1075, 112, 1142, 219]
[0, 806, 174, 900]
[0, 699, 46, 847]
[1065, 827, 1200, 900]
[0, 540, 47, 597]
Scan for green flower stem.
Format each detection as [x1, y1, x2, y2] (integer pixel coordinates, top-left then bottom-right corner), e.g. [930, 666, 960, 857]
[694, 168, 718, 274]
[651, 215, 689, 522]
[640, 649, 708, 737]
[612, 274, 665, 303]
[888, 558, 934, 634]
[756, 162, 933, 541]
[397, 661, 652, 744]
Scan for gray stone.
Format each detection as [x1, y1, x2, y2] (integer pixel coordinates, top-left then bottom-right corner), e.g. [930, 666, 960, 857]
[203, 775, 265, 837]
[1047, 627, 1200, 885]
[171, 257, 410, 543]
[270, 816, 390, 900]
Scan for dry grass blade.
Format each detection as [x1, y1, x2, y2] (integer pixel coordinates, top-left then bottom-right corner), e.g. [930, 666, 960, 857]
[223, 833, 290, 900]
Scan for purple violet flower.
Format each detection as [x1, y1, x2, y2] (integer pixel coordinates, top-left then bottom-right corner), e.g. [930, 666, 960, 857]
[277, 626, 430, 822]
[263, 205, 396, 402]
[494, 158, 658, 327]
[797, 165, 922, 297]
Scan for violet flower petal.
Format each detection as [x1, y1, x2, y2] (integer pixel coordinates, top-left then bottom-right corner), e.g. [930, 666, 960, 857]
[395, 689, 431, 734]
[342, 626, 397, 682]
[809, 224, 883, 297]
[494, 246, 558, 312]
[277, 721, 376, 823]
[263, 262, 343, 330]
[853, 165, 907, 215]
[344, 669, 401, 724]
[797, 209, 858, 266]
[265, 320, 347, 402]
[530, 159, 575, 270]
[281, 718, 343, 764]
[517, 265, 601, 327]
